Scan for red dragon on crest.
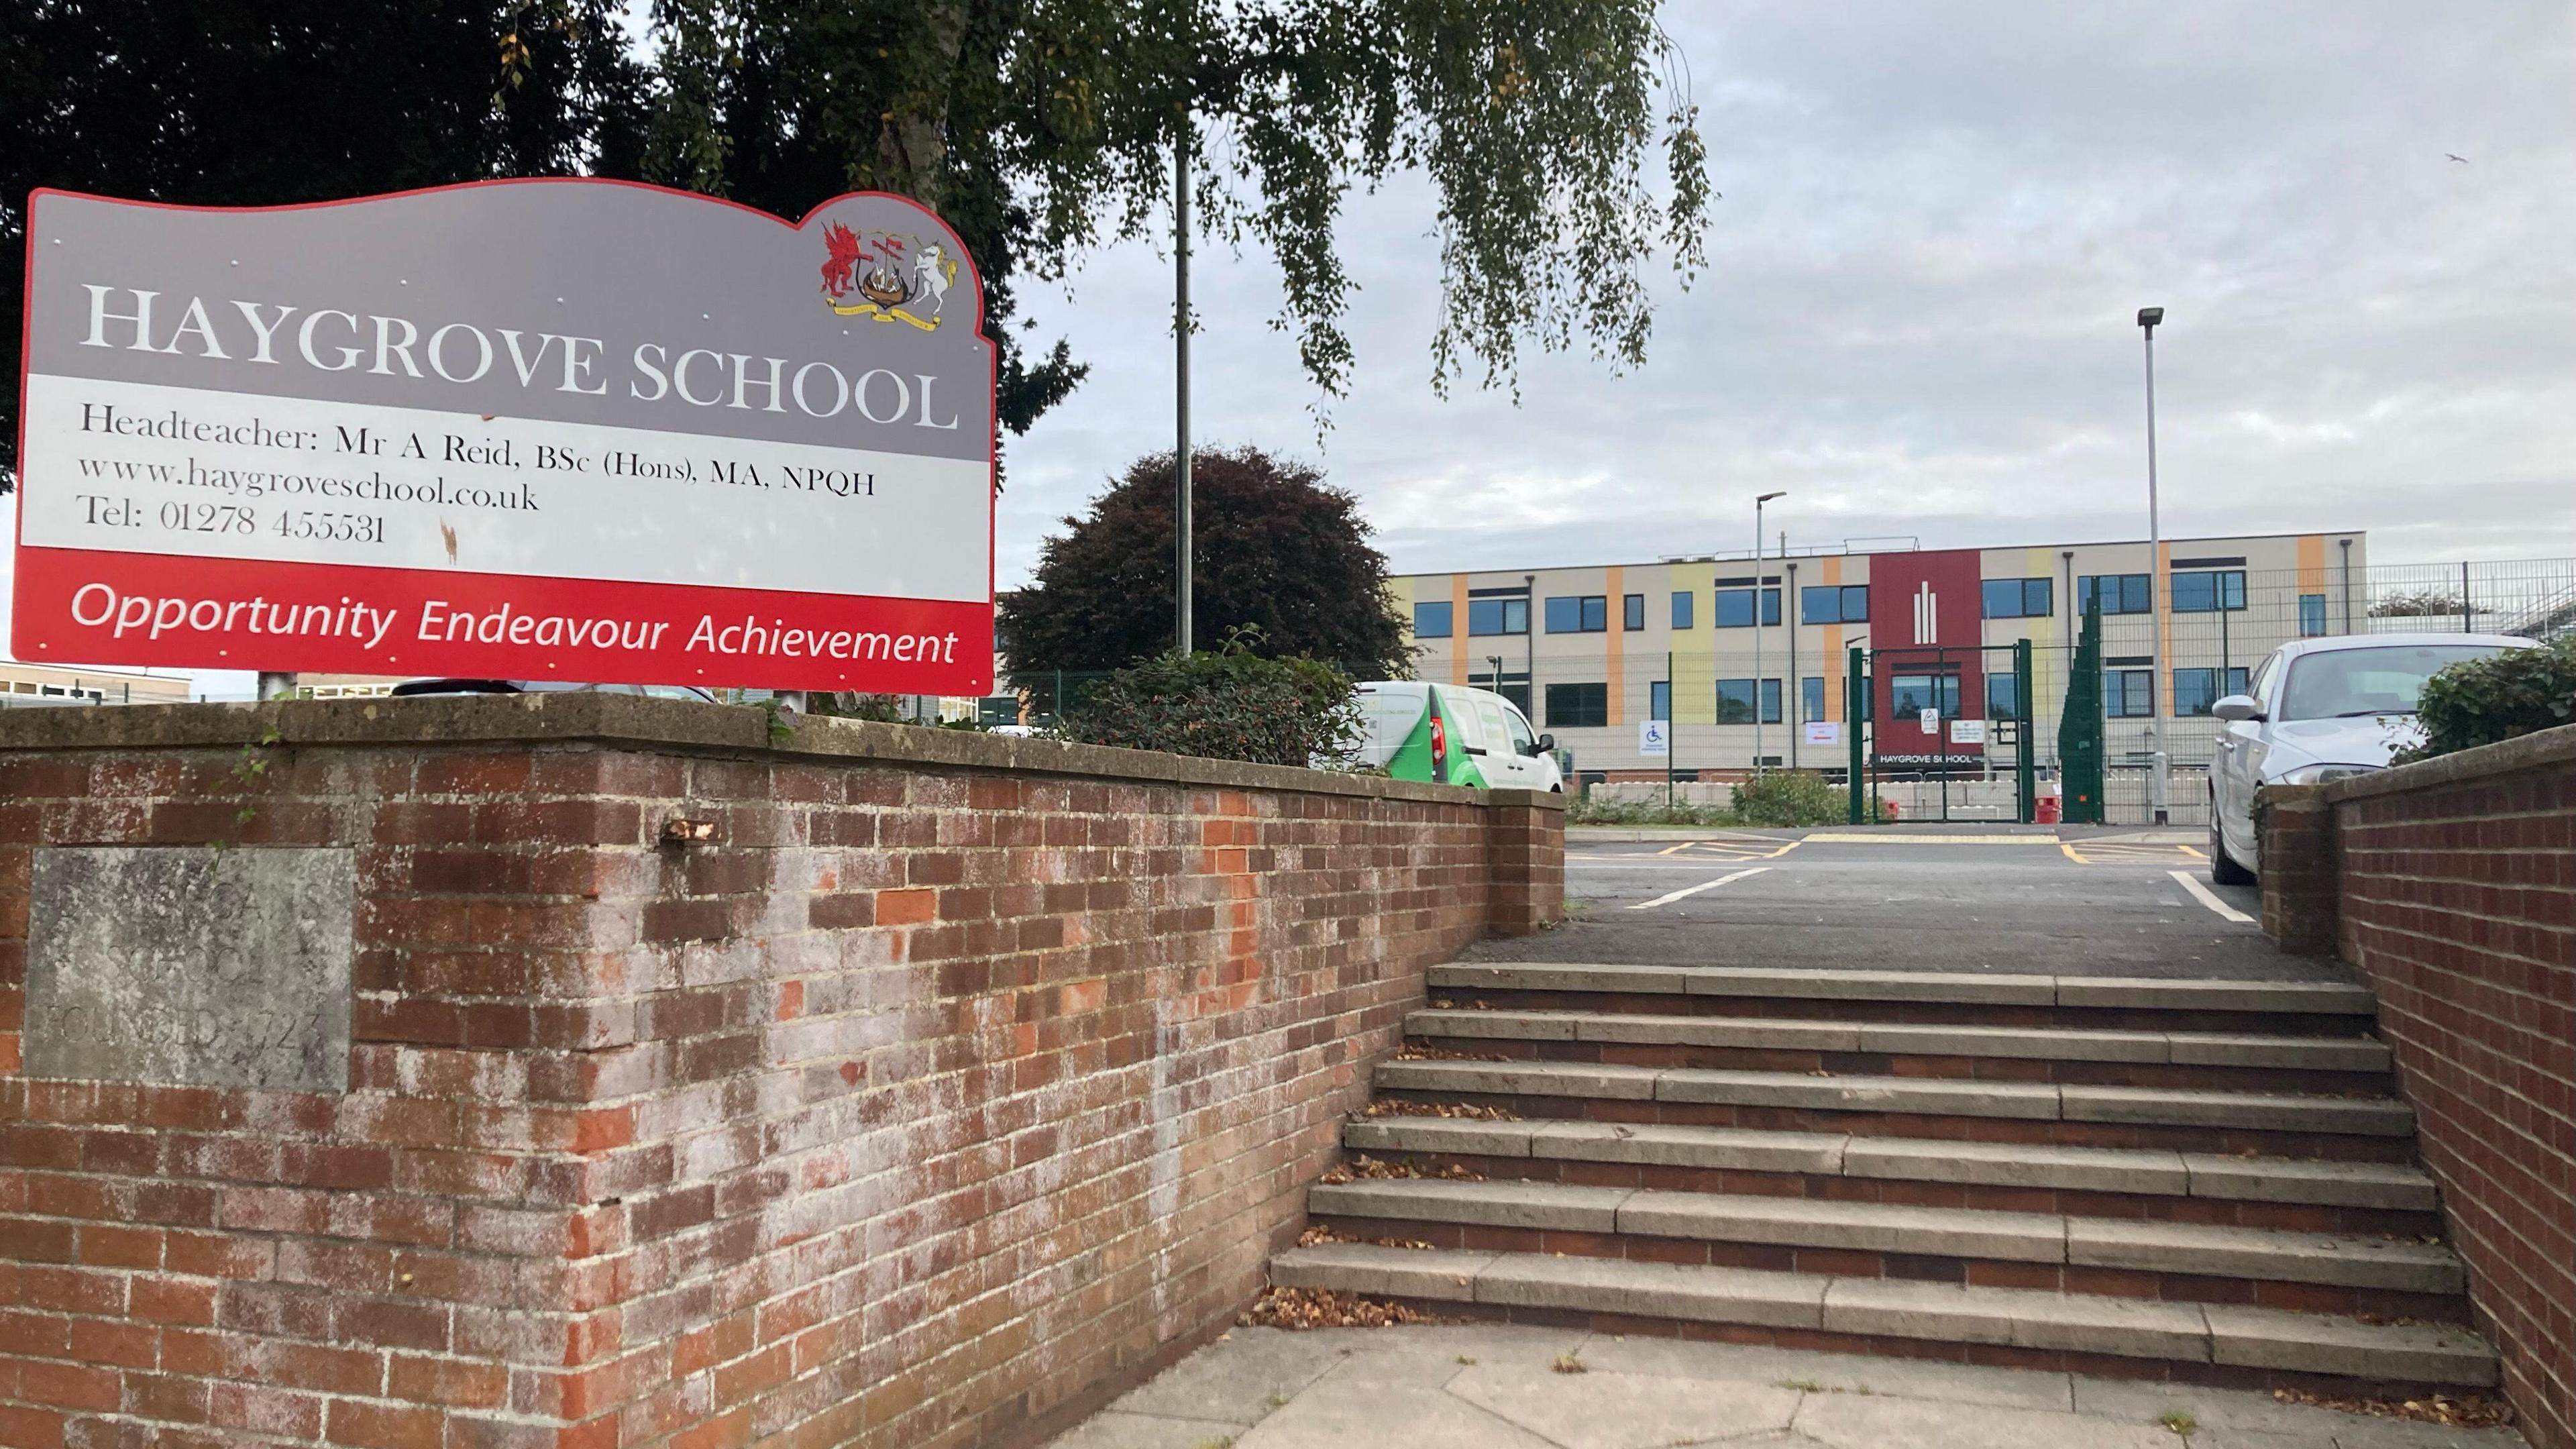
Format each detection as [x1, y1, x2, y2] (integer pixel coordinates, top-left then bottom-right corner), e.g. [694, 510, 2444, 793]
[820, 221, 867, 297]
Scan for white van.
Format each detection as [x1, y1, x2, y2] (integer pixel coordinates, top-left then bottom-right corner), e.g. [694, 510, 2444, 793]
[1352, 682, 1563, 791]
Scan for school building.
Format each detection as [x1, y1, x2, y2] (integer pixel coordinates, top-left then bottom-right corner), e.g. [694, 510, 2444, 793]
[1389, 529, 2375, 789]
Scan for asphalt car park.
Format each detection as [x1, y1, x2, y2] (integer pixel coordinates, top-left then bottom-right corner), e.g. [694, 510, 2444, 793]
[1469, 825, 2341, 981]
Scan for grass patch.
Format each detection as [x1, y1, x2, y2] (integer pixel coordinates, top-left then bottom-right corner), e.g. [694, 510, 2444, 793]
[2157, 1409, 2197, 1436]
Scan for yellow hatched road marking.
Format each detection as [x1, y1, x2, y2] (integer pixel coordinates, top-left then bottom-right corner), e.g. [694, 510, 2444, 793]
[1805, 833, 2061, 845]
[2061, 841, 2203, 865]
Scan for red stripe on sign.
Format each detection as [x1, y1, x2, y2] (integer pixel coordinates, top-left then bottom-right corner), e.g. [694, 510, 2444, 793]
[9, 546, 995, 694]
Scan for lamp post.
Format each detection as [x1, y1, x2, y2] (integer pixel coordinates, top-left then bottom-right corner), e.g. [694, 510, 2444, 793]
[1173, 117, 1194, 656]
[2136, 308, 2167, 824]
[1523, 574, 1536, 714]
[1753, 492, 1786, 775]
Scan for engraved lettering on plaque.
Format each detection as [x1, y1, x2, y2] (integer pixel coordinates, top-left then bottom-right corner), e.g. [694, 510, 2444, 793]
[26, 847, 356, 1091]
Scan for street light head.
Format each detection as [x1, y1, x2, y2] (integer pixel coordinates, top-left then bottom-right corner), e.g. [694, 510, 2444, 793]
[1757, 490, 1788, 503]
[2137, 306, 2164, 329]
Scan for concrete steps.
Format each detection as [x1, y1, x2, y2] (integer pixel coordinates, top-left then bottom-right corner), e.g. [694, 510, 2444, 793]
[1271, 1243, 2500, 1391]
[1273, 961, 2498, 1393]
[1427, 964, 2379, 1034]
[1375, 1057, 2418, 1161]
[1305, 1177, 2467, 1319]
[1404, 1008, 2393, 1093]
[1340, 1115, 2441, 1234]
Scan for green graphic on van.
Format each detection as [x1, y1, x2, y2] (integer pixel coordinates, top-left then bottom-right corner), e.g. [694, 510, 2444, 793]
[1358, 682, 1552, 792]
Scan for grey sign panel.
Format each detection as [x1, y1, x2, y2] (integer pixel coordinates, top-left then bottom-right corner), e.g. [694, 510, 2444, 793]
[25, 847, 356, 1091]
[25, 182, 996, 459]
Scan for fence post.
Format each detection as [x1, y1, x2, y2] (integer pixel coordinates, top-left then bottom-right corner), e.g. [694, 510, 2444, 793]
[2014, 639, 2035, 823]
[1846, 645, 1866, 824]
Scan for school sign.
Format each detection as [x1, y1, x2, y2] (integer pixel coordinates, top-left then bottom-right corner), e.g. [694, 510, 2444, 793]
[11, 180, 996, 693]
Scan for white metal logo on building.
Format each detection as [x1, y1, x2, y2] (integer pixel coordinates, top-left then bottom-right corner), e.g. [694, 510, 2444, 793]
[1911, 582, 1939, 645]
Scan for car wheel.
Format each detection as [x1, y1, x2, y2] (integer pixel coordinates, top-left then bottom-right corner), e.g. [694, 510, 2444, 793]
[2209, 804, 2255, 886]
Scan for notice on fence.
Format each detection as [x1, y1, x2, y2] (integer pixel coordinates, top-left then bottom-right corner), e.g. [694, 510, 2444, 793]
[12, 182, 996, 693]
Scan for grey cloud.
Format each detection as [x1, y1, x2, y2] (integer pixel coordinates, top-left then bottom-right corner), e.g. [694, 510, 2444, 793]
[998, 1, 2575, 586]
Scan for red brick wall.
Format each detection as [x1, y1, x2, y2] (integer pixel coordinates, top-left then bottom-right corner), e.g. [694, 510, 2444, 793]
[0, 697, 1562, 1449]
[2271, 728, 2575, 1448]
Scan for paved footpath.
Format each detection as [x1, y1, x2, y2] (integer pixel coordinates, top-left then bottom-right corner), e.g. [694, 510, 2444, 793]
[1045, 1323, 2525, 1449]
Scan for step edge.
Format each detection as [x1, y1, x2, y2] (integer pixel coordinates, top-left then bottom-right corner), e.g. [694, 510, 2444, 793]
[1265, 1246, 2497, 1383]
[1307, 1177, 2465, 1289]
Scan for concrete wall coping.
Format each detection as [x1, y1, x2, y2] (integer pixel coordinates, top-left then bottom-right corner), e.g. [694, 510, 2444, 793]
[0, 694, 1565, 810]
[2322, 721, 2576, 805]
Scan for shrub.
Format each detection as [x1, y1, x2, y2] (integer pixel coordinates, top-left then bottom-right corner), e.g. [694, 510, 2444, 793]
[1729, 771, 1850, 827]
[1567, 796, 1738, 827]
[2394, 637, 2576, 763]
[1568, 773, 1888, 828]
[1055, 631, 1360, 768]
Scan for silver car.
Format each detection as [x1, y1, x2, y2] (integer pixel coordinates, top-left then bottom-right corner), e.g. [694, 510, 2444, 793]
[2206, 632, 2530, 883]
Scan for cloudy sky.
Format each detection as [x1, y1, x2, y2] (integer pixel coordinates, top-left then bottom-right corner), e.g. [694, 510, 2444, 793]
[996, 0, 2576, 586]
[6, 2, 2570, 686]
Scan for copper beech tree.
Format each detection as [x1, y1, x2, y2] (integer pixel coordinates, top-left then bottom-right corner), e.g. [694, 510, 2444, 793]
[1000, 447, 1409, 676]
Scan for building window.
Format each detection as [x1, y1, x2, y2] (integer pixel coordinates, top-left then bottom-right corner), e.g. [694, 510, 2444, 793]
[1498, 684, 1531, 714]
[1545, 682, 1609, 729]
[2076, 574, 2153, 615]
[1801, 676, 1825, 724]
[2174, 667, 2252, 716]
[2299, 594, 2328, 637]
[2104, 669, 2154, 717]
[1890, 674, 1962, 720]
[1985, 672, 2019, 721]
[1468, 598, 1528, 635]
[1715, 678, 1782, 724]
[1800, 584, 1868, 625]
[2169, 570, 2247, 613]
[1650, 680, 1670, 721]
[1412, 601, 1452, 638]
[1623, 594, 1646, 631]
[1981, 578, 2053, 619]
[1545, 595, 1609, 633]
[1670, 592, 1695, 629]
[1714, 588, 1782, 628]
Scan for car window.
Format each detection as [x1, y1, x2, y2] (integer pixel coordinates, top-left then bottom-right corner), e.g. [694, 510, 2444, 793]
[2247, 652, 2277, 706]
[1503, 706, 1536, 753]
[1478, 700, 1513, 752]
[2278, 645, 2509, 722]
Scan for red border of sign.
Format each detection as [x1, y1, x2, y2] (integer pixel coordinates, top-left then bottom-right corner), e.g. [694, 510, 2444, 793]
[13, 179, 999, 695]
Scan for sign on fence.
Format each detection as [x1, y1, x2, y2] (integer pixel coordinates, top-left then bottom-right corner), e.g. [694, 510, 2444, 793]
[1638, 718, 1671, 757]
[11, 182, 996, 693]
[1804, 720, 1839, 747]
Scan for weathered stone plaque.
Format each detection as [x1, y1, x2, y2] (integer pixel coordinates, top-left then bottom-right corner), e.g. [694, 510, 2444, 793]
[26, 847, 355, 1091]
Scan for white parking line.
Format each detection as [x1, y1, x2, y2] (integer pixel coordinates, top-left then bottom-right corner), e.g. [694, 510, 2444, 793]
[2168, 869, 2256, 924]
[1627, 866, 1772, 910]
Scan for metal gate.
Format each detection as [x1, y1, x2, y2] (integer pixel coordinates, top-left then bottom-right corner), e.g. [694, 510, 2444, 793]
[1841, 639, 2041, 824]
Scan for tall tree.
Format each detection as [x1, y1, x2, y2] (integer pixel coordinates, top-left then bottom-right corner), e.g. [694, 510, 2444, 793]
[3, 1, 1711, 492]
[0, 0, 648, 492]
[641, 0, 1711, 423]
[1000, 446, 1409, 674]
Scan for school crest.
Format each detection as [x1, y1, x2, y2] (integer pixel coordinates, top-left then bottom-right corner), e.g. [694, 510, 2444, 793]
[820, 221, 955, 331]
